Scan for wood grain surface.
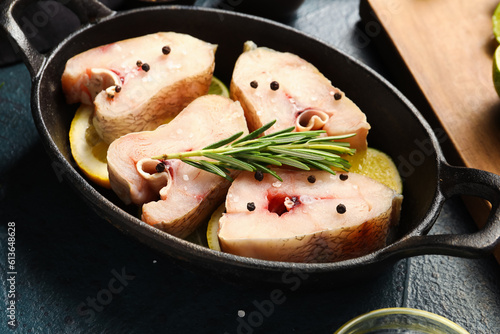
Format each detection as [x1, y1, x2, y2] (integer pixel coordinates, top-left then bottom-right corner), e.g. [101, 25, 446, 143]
[362, 0, 500, 262]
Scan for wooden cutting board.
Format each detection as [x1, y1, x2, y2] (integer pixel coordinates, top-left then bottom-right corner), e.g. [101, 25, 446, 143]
[360, 0, 500, 262]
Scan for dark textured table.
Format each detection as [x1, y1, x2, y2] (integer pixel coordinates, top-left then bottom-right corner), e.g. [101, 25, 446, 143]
[1, 1, 499, 333]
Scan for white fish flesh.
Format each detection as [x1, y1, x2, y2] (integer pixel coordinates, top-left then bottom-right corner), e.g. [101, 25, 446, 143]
[61, 32, 217, 143]
[230, 42, 370, 149]
[218, 169, 403, 262]
[107, 95, 248, 238]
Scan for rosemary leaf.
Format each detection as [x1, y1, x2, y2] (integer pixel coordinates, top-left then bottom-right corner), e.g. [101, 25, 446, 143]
[302, 159, 336, 175]
[294, 148, 340, 159]
[267, 147, 326, 160]
[272, 156, 311, 170]
[307, 133, 356, 142]
[260, 126, 295, 139]
[276, 130, 325, 137]
[324, 160, 350, 171]
[288, 143, 355, 154]
[203, 152, 255, 171]
[231, 120, 276, 145]
[223, 145, 269, 154]
[248, 162, 283, 182]
[198, 160, 233, 180]
[334, 159, 352, 169]
[183, 159, 233, 181]
[232, 153, 283, 166]
[324, 141, 352, 147]
[203, 131, 244, 150]
[261, 134, 309, 144]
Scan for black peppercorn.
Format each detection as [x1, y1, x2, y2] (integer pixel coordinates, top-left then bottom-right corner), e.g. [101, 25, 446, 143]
[247, 202, 256, 211]
[254, 170, 264, 181]
[155, 162, 165, 173]
[141, 63, 150, 72]
[336, 204, 346, 214]
[334, 92, 342, 100]
[270, 81, 279, 91]
[339, 174, 348, 181]
[307, 175, 316, 183]
[162, 45, 171, 55]
[115, 85, 122, 93]
[250, 80, 258, 89]
[136, 60, 143, 67]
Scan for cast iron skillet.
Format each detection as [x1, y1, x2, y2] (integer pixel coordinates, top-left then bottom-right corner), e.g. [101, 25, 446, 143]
[2, 0, 500, 286]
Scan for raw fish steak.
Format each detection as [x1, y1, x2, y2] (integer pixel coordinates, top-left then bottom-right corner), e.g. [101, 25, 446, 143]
[218, 169, 402, 262]
[230, 42, 370, 149]
[62, 32, 216, 143]
[107, 95, 248, 238]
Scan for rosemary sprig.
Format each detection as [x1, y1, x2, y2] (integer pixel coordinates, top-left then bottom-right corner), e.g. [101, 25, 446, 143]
[152, 120, 356, 181]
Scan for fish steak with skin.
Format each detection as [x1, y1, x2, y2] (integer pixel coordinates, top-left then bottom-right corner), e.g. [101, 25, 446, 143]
[62, 32, 217, 144]
[107, 95, 248, 238]
[230, 41, 370, 149]
[218, 169, 403, 262]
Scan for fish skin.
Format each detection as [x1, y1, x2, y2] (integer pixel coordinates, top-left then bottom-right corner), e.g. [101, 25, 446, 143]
[107, 95, 248, 238]
[61, 32, 216, 144]
[230, 42, 370, 149]
[218, 169, 403, 262]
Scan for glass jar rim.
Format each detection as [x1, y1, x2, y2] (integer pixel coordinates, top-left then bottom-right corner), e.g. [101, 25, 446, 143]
[334, 307, 470, 334]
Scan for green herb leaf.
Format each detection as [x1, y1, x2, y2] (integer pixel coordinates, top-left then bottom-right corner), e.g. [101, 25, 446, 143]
[267, 147, 326, 160]
[203, 131, 244, 150]
[198, 160, 233, 181]
[232, 120, 276, 145]
[248, 162, 283, 181]
[232, 153, 283, 166]
[307, 133, 356, 142]
[203, 152, 255, 171]
[272, 156, 311, 170]
[302, 160, 336, 175]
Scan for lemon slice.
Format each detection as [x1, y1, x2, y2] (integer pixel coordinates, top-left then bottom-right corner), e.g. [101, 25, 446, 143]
[493, 46, 500, 97]
[208, 76, 230, 98]
[345, 147, 403, 194]
[207, 203, 225, 251]
[69, 104, 110, 188]
[493, 2, 500, 43]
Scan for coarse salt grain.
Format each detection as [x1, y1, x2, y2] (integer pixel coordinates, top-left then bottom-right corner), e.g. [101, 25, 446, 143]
[299, 195, 314, 204]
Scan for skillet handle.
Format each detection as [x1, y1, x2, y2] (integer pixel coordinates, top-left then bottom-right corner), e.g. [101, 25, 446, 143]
[380, 163, 500, 259]
[0, 0, 44, 77]
[0, 0, 114, 77]
[64, 0, 115, 26]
